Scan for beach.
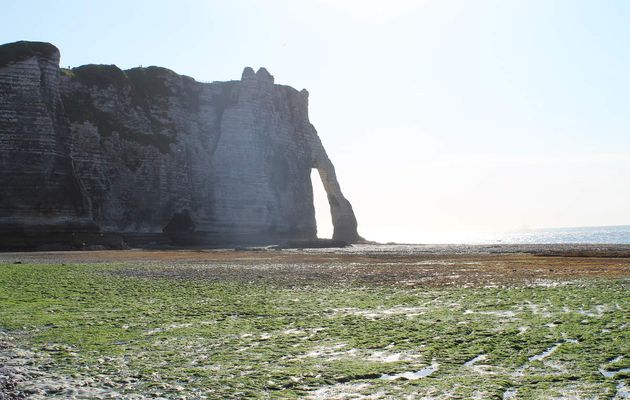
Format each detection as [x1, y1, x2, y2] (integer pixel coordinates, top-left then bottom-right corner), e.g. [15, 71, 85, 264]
[1, 244, 629, 398]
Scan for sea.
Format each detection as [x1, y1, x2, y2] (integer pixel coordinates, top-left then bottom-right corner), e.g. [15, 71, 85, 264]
[493, 225, 630, 244]
[325, 225, 630, 246]
[379, 225, 630, 245]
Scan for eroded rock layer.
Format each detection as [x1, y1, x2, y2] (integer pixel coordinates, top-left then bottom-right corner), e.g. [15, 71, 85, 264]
[0, 41, 360, 246]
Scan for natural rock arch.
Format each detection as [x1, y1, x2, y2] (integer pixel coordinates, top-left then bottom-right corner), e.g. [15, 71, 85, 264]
[0, 41, 362, 246]
[311, 153, 361, 243]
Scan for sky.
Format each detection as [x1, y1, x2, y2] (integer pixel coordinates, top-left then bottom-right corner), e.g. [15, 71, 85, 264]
[2, 0, 630, 243]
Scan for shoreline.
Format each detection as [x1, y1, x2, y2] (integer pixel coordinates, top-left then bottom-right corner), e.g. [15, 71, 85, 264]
[1, 243, 630, 263]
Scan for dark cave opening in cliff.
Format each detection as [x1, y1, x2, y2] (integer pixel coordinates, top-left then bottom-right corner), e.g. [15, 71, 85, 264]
[311, 169, 333, 239]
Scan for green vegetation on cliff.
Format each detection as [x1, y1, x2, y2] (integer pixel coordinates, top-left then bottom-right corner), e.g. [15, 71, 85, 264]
[61, 64, 205, 154]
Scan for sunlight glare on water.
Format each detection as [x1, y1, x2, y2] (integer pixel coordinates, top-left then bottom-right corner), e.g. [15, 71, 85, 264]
[387, 225, 630, 244]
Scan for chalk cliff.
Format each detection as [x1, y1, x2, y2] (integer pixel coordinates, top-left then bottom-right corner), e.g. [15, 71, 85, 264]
[0, 42, 95, 234]
[0, 41, 360, 246]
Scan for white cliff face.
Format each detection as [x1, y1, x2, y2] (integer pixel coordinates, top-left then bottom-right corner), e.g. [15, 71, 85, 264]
[198, 66, 360, 243]
[62, 65, 220, 234]
[205, 67, 317, 241]
[0, 41, 94, 233]
[0, 41, 361, 244]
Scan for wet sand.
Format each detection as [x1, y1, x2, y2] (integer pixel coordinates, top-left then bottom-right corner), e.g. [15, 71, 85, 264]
[1, 244, 629, 288]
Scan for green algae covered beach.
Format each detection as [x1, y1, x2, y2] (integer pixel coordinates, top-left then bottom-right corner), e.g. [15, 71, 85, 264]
[1, 245, 629, 399]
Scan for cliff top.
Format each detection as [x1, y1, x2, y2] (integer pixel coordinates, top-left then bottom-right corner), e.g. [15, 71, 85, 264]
[62, 64, 196, 88]
[1, 41, 304, 94]
[0, 40, 59, 68]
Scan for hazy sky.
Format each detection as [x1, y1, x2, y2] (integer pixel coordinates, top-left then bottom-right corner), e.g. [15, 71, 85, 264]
[3, 0, 629, 242]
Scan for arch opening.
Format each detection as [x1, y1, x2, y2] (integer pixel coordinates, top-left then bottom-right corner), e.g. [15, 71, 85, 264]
[311, 168, 333, 239]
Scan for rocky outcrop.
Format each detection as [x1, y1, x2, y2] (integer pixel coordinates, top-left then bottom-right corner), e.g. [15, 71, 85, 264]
[0, 41, 360, 246]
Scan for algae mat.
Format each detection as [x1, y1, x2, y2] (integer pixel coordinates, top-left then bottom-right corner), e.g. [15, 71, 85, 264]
[0, 248, 629, 399]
